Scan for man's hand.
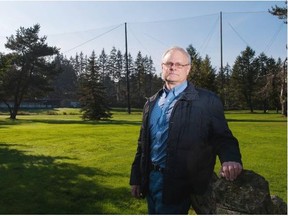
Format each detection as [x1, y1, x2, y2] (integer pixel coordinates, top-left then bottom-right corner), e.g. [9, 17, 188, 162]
[220, 161, 242, 181]
[131, 185, 141, 198]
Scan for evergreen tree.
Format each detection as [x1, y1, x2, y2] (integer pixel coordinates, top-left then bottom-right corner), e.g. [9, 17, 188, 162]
[144, 56, 157, 96]
[97, 48, 117, 105]
[73, 53, 81, 77]
[98, 49, 108, 83]
[186, 44, 199, 61]
[187, 45, 203, 87]
[114, 49, 124, 103]
[49, 54, 78, 107]
[231, 46, 258, 112]
[105, 47, 118, 103]
[254, 53, 271, 112]
[79, 52, 87, 76]
[269, 3, 287, 24]
[2, 24, 59, 119]
[79, 51, 111, 120]
[199, 55, 217, 92]
[107, 47, 118, 81]
[132, 51, 146, 107]
[187, 45, 216, 92]
[216, 63, 233, 109]
[267, 58, 282, 112]
[0, 53, 17, 108]
[122, 53, 134, 108]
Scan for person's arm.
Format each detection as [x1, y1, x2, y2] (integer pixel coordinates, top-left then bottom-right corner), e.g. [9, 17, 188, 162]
[131, 185, 141, 198]
[130, 130, 143, 190]
[220, 161, 242, 181]
[130, 102, 148, 197]
[209, 94, 243, 181]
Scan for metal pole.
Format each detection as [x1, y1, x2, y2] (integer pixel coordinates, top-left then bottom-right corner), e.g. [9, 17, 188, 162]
[220, 11, 223, 73]
[125, 22, 131, 114]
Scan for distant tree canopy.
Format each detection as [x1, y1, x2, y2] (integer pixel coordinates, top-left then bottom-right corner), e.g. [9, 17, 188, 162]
[186, 45, 284, 113]
[69, 47, 163, 113]
[0, 24, 286, 119]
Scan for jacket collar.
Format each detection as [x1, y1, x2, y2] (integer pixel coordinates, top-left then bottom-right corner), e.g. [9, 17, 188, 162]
[181, 82, 199, 101]
[148, 82, 199, 103]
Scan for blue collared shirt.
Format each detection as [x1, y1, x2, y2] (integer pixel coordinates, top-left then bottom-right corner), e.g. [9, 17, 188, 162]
[149, 81, 188, 167]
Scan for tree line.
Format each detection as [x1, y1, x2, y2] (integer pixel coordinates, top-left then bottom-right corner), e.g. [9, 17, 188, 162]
[0, 24, 286, 120]
[187, 45, 286, 114]
[0, 3, 287, 120]
[48, 46, 164, 120]
[0, 24, 164, 119]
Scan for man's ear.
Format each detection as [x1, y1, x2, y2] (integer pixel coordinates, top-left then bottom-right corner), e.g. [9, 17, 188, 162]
[186, 65, 191, 75]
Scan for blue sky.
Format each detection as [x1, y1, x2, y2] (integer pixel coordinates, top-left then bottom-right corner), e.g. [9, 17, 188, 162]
[0, 1, 286, 74]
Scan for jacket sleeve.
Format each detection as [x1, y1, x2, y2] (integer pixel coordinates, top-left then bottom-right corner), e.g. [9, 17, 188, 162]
[209, 94, 242, 165]
[129, 129, 143, 185]
[129, 102, 148, 186]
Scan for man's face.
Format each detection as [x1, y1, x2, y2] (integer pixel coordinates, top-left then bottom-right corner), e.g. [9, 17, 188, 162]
[161, 50, 191, 86]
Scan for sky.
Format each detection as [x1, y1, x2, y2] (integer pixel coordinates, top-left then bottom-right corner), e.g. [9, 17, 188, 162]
[0, 0, 286, 75]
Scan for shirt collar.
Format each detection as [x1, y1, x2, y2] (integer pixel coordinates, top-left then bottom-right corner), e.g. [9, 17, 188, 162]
[163, 81, 188, 97]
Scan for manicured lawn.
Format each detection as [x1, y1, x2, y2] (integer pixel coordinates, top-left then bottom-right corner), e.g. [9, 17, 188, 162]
[0, 109, 286, 214]
[224, 111, 287, 202]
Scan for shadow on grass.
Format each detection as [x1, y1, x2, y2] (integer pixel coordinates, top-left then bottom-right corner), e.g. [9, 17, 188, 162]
[0, 143, 143, 214]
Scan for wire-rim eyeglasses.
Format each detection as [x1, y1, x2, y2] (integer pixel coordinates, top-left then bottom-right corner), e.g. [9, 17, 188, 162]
[162, 62, 190, 69]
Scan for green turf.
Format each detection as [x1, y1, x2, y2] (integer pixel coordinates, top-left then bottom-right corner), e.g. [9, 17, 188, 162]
[0, 109, 286, 214]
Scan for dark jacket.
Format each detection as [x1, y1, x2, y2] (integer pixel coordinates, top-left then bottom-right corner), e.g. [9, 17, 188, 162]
[130, 82, 242, 204]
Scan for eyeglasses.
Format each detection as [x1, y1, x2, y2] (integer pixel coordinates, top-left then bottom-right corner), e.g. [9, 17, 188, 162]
[162, 62, 190, 69]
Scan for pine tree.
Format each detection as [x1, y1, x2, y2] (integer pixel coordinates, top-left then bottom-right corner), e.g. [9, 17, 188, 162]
[98, 49, 108, 83]
[231, 46, 258, 112]
[199, 55, 217, 91]
[2, 24, 59, 119]
[133, 51, 146, 107]
[114, 49, 124, 103]
[269, 3, 287, 24]
[49, 54, 78, 106]
[216, 63, 234, 109]
[79, 51, 111, 120]
[107, 47, 118, 81]
[144, 56, 157, 96]
[187, 45, 217, 91]
[187, 45, 203, 87]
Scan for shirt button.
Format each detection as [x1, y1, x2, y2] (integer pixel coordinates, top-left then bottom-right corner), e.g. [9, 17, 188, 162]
[156, 132, 161, 140]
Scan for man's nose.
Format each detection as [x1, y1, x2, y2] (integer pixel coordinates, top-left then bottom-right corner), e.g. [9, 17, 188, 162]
[170, 63, 176, 70]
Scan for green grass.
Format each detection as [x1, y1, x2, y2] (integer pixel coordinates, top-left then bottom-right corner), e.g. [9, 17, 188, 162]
[224, 111, 287, 202]
[0, 109, 286, 214]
